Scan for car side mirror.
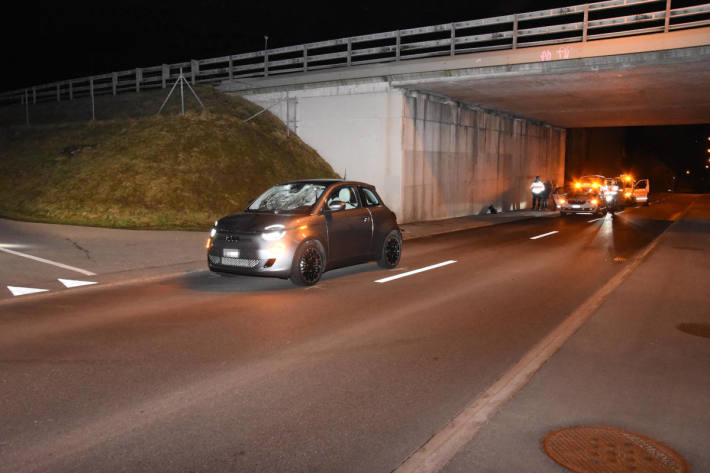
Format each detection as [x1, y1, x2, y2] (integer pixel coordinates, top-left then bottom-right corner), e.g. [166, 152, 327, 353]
[328, 201, 346, 212]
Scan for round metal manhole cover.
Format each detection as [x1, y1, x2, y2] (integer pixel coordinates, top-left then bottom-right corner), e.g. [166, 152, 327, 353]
[677, 323, 710, 339]
[543, 426, 689, 473]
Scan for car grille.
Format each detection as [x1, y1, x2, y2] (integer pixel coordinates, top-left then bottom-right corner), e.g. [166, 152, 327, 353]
[209, 255, 263, 268]
[568, 200, 587, 205]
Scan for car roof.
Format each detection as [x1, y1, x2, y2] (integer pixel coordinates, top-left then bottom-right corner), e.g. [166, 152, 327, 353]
[280, 179, 374, 189]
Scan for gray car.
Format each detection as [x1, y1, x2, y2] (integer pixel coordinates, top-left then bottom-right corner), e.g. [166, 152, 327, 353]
[206, 179, 402, 286]
[559, 189, 607, 216]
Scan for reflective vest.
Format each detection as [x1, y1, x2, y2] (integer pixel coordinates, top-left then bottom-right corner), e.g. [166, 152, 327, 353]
[530, 181, 545, 195]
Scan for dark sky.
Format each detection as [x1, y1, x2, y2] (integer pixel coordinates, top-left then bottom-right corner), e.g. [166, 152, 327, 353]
[3, 0, 577, 92]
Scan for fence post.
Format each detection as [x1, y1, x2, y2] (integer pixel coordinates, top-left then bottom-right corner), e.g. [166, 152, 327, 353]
[303, 45, 308, 72]
[25, 90, 30, 126]
[112, 72, 118, 96]
[664, 0, 671, 32]
[191, 60, 199, 85]
[396, 31, 401, 61]
[56, 83, 61, 102]
[347, 38, 352, 66]
[162, 64, 169, 88]
[583, 5, 589, 42]
[69, 81, 74, 101]
[90, 78, 95, 121]
[512, 15, 518, 49]
[135, 68, 142, 92]
[450, 23, 456, 56]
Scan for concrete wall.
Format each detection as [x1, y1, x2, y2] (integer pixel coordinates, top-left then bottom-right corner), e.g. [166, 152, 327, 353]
[401, 92, 565, 222]
[239, 83, 404, 219]
[232, 83, 565, 223]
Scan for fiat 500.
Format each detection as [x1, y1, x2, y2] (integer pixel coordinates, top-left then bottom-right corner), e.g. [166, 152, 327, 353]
[206, 179, 402, 286]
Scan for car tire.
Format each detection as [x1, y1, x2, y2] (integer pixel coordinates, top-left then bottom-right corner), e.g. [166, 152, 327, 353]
[290, 240, 325, 286]
[377, 230, 402, 269]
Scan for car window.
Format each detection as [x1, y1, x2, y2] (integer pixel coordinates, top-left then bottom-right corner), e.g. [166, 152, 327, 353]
[327, 186, 360, 210]
[359, 187, 380, 207]
[636, 181, 647, 189]
[248, 183, 326, 213]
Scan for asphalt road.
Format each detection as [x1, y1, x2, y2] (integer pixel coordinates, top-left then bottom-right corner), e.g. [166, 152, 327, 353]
[0, 194, 699, 473]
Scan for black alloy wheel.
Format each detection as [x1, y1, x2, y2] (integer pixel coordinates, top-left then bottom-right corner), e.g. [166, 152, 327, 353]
[378, 230, 402, 269]
[291, 241, 324, 286]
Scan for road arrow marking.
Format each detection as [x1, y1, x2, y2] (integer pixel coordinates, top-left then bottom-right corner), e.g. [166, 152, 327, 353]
[58, 279, 98, 288]
[7, 286, 49, 296]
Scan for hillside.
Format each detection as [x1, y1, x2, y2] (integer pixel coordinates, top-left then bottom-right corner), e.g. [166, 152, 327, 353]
[0, 87, 339, 230]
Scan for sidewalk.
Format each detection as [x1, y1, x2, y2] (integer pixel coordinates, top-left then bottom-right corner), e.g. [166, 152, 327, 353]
[400, 209, 558, 240]
[439, 195, 710, 472]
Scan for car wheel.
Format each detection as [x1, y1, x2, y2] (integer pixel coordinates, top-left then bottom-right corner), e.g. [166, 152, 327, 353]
[290, 240, 325, 286]
[377, 230, 402, 269]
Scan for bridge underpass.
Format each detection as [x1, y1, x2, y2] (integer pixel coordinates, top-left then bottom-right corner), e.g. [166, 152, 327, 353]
[219, 28, 710, 222]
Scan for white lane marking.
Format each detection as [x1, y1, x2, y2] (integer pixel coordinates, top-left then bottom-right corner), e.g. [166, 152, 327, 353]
[529, 231, 558, 240]
[0, 247, 96, 276]
[7, 286, 49, 296]
[58, 278, 97, 288]
[588, 218, 604, 223]
[392, 204, 683, 473]
[375, 260, 456, 283]
[615, 210, 625, 214]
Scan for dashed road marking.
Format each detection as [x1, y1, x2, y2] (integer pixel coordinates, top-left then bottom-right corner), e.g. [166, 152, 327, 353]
[375, 260, 456, 283]
[529, 231, 559, 240]
[0, 247, 96, 276]
[587, 217, 604, 223]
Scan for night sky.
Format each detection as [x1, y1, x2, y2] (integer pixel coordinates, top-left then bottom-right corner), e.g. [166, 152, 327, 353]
[3, 0, 576, 92]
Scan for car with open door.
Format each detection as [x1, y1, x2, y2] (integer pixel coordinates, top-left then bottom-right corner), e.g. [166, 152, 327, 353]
[633, 179, 650, 205]
[206, 179, 402, 286]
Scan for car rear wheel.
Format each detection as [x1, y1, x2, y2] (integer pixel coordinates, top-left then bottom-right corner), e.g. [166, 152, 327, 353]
[377, 230, 402, 269]
[291, 240, 325, 286]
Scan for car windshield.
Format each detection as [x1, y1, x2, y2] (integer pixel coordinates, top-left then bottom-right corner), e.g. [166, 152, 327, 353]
[247, 183, 326, 213]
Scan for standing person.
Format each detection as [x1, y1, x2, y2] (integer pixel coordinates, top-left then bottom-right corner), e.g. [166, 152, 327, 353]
[530, 176, 544, 210]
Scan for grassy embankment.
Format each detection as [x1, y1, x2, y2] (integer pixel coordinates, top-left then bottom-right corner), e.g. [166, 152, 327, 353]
[0, 86, 338, 230]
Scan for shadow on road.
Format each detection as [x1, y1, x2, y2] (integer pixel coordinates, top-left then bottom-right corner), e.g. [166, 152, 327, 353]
[178, 262, 382, 293]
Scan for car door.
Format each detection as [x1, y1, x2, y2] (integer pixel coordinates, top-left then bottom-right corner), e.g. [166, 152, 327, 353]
[324, 185, 373, 264]
[634, 179, 649, 203]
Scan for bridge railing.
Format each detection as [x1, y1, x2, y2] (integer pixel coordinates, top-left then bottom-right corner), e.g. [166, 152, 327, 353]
[1, 0, 709, 106]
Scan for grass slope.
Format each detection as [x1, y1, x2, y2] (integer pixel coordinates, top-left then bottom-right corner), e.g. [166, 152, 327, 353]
[0, 87, 339, 230]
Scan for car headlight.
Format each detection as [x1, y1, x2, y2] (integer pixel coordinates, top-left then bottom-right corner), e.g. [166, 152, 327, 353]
[591, 199, 598, 205]
[209, 228, 217, 238]
[262, 224, 286, 241]
[605, 195, 613, 202]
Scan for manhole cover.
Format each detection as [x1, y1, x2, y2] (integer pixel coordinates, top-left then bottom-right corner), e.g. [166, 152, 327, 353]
[543, 426, 688, 473]
[677, 323, 710, 339]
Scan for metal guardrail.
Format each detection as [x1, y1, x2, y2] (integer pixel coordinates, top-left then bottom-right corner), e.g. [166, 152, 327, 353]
[1, 0, 709, 106]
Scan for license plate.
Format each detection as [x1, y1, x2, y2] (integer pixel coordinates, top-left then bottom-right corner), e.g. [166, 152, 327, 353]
[223, 249, 240, 258]
[572, 204, 581, 209]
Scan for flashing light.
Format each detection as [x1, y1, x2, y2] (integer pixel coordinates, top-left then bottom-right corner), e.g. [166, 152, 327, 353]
[624, 175, 632, 182]
[591, 199, 598, 205]
[592, 183, 599, 188]
[625, 192, 632, 198]
[205, 238, 213, 249]
[559, 199, 566, 205]
[575, 182, 581, 189]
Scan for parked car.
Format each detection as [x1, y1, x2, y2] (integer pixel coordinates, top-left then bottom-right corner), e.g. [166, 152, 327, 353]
[559, 189, 607, 216]
[206, 179, 402, 286]
[633, 179, 650, 205]
[551, 186, 567, 210]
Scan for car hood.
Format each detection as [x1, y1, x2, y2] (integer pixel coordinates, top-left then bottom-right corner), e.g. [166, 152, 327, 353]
[217, 212, 303, 233]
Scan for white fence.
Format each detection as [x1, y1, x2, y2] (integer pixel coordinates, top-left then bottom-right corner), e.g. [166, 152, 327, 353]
[1, 0, 709, 106]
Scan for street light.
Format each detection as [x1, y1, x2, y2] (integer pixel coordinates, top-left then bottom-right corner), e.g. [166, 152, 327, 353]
[686, 170, 691, 175]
